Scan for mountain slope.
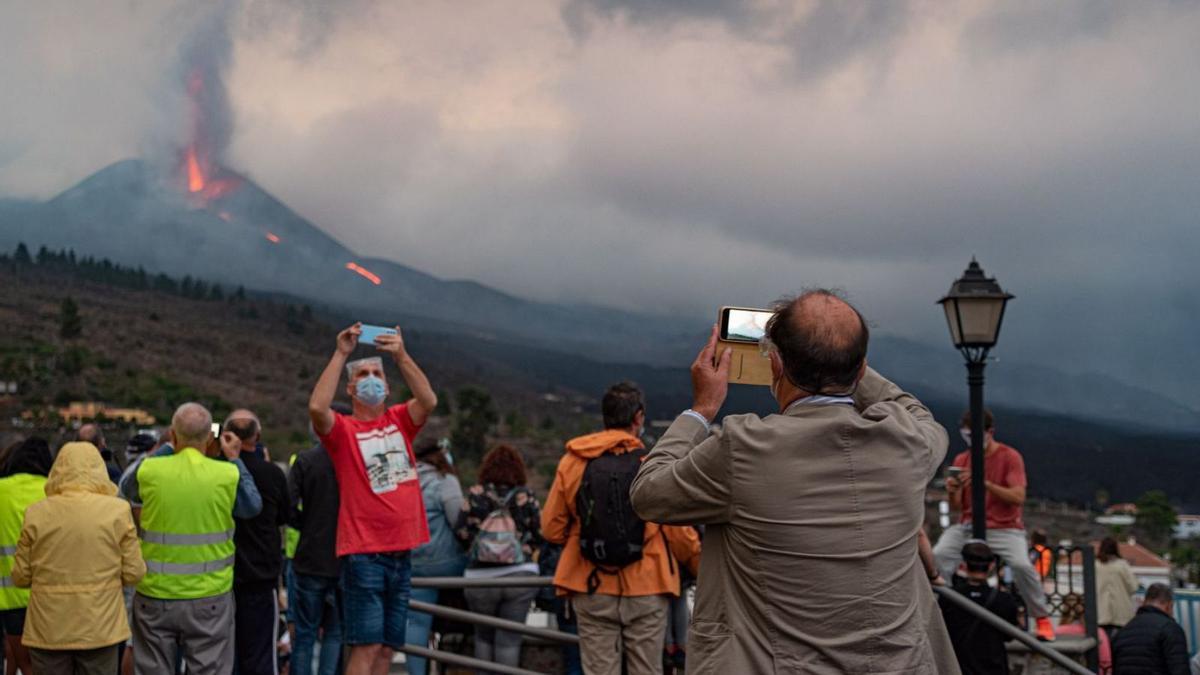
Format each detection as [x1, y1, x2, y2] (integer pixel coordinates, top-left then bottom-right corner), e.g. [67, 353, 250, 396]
[0, 159, 697, 364]
[2, 158, 1196, 434]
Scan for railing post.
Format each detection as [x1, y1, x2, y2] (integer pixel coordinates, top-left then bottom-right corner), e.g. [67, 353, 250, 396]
[1082, 546, 1100, 672]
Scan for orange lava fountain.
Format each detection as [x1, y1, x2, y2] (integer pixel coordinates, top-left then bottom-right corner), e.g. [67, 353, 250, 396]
[186, 149, 205, 193]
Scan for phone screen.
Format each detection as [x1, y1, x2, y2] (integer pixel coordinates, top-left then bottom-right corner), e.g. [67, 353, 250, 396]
[720, 308, 773, 343]
[359, 324, 398, 346]
[211, 422, 221, 436]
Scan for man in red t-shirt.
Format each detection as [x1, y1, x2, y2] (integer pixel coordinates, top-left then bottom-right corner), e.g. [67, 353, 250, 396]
[932, 409, 1055, 642]
[309, 323, 438, 675]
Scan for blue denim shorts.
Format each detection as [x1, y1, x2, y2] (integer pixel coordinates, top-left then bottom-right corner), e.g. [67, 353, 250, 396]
[339, 553, 412, 649]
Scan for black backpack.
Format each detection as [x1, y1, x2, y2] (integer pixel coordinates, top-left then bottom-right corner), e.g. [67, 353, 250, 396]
[576, 448, 662, 593]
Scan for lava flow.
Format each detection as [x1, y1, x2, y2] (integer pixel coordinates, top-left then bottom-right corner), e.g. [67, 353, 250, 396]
[346, 262, 382, 285]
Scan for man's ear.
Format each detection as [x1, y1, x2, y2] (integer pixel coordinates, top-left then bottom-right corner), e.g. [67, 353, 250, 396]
[857, 359, 868, 383]
[635, 409, 646, 429]
[769, 350, 783, 378]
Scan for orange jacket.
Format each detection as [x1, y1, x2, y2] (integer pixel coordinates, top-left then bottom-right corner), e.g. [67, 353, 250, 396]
[541, 430, 700, 597]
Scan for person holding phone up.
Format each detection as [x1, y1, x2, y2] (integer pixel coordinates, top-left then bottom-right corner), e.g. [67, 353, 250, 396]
[308, 323, 438, 675]
[630, 290, 958, 675]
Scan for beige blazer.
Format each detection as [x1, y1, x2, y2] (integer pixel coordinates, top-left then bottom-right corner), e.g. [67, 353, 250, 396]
[632, 368, 958, 674]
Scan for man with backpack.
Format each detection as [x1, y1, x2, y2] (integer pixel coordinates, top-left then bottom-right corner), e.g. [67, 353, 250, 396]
[938, 541, 1020, 675]
[541, 382, 701, 675]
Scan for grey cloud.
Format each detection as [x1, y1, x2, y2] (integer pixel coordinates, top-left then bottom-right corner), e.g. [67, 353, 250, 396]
[563, 0, 914, 80]
[963, 1, 1135, 56]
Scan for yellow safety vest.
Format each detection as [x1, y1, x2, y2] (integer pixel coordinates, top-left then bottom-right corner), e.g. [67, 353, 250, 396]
[0, 473, 47, 609]
[136, 447, 239, 600]
[284, 454, 299, 559]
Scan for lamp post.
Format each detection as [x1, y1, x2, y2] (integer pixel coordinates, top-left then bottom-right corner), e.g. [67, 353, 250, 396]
[939, 259, 1013, 540]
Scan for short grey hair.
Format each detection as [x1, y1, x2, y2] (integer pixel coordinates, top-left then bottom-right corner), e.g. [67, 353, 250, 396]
[172, 402, 213, 450]
[1145, 583, 1174, 606]
[346, 356, 383, 379]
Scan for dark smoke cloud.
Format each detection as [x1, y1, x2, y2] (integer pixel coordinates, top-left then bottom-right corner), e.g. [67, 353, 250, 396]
[2, 0, 1199, 408]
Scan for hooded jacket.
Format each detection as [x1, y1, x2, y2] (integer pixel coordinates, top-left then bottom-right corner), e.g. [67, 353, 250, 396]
[541, 430, 700, 597]
[12, 442, 145, 650]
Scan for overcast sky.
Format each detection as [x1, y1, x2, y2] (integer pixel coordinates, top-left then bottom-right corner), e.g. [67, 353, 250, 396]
[2, 0, 1198, 405]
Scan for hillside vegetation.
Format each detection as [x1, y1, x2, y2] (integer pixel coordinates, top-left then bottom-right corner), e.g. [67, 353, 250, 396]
[2, 244, 1198, 509]
[0, 246, 595, 488]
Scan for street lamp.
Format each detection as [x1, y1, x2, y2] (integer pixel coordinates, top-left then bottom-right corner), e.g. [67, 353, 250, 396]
[939, 258, 1013, 540]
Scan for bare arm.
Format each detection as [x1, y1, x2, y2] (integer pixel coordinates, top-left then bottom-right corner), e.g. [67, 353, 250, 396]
[308, 324, 360, 436]
[985, 481, 1025, 506]
[918, 528, 943, 585]
[947, 476, 964, 511]
[375, 326, 437, 426]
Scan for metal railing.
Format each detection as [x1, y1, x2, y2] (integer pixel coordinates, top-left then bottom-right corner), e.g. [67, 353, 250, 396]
[933, 585, 1095, 675]
[404, 575, 570, 675]
[409, 571, 1103, 674]
[997, 544, 1101, 671]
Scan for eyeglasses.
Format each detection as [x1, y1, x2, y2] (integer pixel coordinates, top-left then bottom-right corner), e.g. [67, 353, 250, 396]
[758, 334, 775, 358]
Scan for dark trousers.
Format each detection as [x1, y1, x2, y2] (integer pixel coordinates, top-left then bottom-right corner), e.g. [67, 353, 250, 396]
[235, 584, 279, 675]
[30, 644, 120, 675]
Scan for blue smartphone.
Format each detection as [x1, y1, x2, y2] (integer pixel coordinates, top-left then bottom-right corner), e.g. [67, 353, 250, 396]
[359, 324, 397, 346]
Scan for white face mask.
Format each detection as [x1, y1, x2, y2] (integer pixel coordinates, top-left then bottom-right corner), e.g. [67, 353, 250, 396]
[960, 428, 972, 445]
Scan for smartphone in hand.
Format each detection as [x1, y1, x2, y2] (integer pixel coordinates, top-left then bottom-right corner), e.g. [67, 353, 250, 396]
[718, 306, 774, 386]
[359, 324, 398, 346]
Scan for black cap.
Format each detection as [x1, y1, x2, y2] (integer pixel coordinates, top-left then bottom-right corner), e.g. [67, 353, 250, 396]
[126, 433, 157, 456]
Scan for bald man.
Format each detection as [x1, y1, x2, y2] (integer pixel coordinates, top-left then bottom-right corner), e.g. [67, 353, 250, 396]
[123, 403, 263, 675]
[224, 410, 289, 675]
[631, 290, 958, 674]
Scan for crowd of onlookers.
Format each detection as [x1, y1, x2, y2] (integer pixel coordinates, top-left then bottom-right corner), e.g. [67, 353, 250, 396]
[2, 294, 1199, 675]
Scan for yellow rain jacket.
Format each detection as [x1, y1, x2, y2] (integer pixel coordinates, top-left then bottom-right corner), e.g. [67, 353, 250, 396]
[12, 442, 146, 649]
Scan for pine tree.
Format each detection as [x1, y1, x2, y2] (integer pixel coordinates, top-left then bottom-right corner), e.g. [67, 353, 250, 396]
[13, 243, 31, 264]
[60, 297, 83, 339]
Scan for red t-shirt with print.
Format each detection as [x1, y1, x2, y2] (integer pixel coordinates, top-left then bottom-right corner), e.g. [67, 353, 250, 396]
[320, 403, 430, 556]
[952, 441, 1027, 530]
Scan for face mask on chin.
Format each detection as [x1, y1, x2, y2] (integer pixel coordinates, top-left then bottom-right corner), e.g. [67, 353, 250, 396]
[355, 375, 388, 407]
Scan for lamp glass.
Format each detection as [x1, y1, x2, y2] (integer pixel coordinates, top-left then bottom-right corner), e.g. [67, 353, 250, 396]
[954, 297, 1006, 346]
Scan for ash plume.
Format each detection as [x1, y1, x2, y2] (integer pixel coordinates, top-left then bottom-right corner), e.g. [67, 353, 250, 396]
[175, 1, 237, 178]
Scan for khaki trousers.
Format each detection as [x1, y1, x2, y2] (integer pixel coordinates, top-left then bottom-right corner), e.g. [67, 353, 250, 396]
[572, 593, 669, 675]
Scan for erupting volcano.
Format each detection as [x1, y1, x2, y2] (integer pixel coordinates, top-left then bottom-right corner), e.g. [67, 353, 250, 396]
[168, 49, 383, 287]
